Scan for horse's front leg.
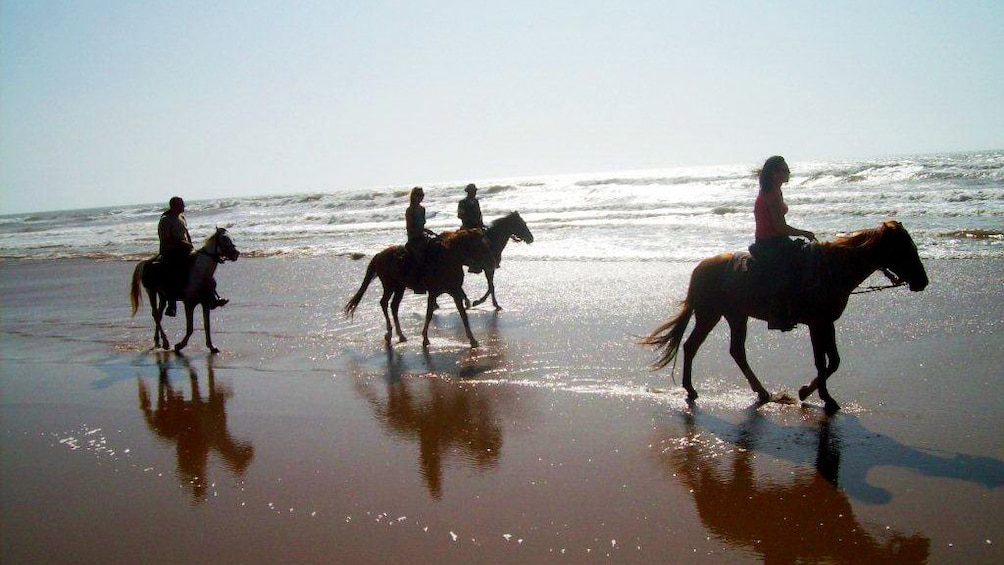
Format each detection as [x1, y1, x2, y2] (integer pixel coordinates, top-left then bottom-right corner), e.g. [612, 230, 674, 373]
[421, 292, 437, 348]
[471, 270, 494, 309]
[202, 303, 219, 354]
[379, 287, 394, 344]
[451, 291, 479, 348]
[725, 314, 770, 403]
[485, 269, 501, 310]
[390, 288, 407, 343]
[174, 302, 197, 353]
[799, 323, 841, 413]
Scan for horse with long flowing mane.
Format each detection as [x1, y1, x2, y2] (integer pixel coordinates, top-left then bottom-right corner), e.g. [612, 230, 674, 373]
[642, 221, 929, 413]
[467, 211, 534, 310]
[344, 228, 495, 348]
[130, 227, 240, 353]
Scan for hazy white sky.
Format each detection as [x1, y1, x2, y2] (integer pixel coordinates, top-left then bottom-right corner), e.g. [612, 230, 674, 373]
[2, 1, 1002, 214]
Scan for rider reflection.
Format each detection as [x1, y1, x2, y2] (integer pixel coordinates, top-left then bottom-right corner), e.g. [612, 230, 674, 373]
[137, 353, 254, 502]
[654, 407, 929, 563]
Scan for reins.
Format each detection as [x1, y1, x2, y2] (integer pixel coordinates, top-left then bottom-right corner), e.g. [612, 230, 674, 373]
[851, 268, 907, 294]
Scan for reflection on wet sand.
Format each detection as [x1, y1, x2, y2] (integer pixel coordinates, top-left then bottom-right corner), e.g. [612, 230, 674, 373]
[137, 353, 254, 502]
[353, 314, 516, 499]
[656, 406, 930, 563]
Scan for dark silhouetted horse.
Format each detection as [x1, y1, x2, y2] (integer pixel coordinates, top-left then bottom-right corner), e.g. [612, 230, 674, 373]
[466, 211, 534, 310]
[344, 229, 494, 348]
[130, 227, 240, 353]
[643, 221, 929, 412]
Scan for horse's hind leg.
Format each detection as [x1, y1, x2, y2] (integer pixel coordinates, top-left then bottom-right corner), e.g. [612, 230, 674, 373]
[681, 310, 722, 400]
[148, 289, 169, 349]
[725, 314, 771, 403]
[800, 323, 841, 413]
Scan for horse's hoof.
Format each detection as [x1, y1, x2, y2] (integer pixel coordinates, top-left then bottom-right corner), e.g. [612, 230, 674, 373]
[470, 340, 479, 349]
[463, 300, 472, 310]
[209, 348, 220, 354]
[173, 344, 185, 353]
[398, 336, 408, 343]
[824, 401, 841, 415]
[798, 386, 812, 401]
[757, 390, 771, 404]
[494, 305, 503, 311]
[686, 389, 699, 401]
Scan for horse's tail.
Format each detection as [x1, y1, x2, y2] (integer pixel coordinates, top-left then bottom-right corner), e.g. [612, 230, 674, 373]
[130, 261, 144, 317]
[344, 258, 378, 318]
[640, 296, 693, 371]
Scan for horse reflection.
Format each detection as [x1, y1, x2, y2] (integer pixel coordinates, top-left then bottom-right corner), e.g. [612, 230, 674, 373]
[656, 408, 929, 563]
[137, 353, 254, 502]
[353, 320, 510, 499]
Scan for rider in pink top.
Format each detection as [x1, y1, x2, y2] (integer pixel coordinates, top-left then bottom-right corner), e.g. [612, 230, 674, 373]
[749, 156, 816, 330]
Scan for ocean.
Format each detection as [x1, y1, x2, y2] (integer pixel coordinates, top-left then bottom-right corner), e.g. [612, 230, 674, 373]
[2, 151, 1001, 262]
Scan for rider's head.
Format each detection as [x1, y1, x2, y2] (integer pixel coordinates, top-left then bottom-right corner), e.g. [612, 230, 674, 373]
[410, 187, 424, 205]
[758, 156, 790, 193]
[168, 196, 185, 214]
[465, 183, 477, 196]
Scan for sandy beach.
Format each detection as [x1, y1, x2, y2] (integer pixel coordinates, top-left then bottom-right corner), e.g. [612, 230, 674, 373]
[1, 256, 1002, 563]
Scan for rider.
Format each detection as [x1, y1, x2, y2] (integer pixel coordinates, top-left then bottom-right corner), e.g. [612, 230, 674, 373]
[405, 187, 436, 293]
[749, 156, 816, 331]
[157, 196, 227, 316]
[457, 183, 484, 230]
[457, 183, 490, 273]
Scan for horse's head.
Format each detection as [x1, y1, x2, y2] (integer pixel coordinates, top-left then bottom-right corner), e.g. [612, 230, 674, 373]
[495, 211, 534, 244]
[208, 227, 241, 263]
[875, 221, 927, 291]
[509, 211, 534, 244]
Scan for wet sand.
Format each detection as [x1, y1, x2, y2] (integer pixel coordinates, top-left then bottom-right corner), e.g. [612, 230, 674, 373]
[1, 256, 1002, 563]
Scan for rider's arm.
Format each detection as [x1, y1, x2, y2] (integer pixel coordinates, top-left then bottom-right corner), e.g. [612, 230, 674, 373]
[768, 198, 816, 241]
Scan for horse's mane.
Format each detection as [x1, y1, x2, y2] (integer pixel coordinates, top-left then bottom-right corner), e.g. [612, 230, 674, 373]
[825, 222, 894, 250]
[489, 211, 518, 229]
[202, 227, 226, 246]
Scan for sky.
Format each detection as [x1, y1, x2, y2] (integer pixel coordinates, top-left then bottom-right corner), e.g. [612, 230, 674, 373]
[1, 1, 1002, 214]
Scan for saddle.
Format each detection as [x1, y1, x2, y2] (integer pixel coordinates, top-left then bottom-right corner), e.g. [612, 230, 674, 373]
[722, 243, 825, 297]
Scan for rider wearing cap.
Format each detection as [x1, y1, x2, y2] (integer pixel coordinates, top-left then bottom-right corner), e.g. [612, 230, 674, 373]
[458, 183, 491, 273]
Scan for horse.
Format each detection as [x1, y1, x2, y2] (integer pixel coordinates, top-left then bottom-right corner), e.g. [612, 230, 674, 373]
[467, 211, 534, 310]
[642, 221, 929, 413]
[344, 229, 495, 348]
[130, 227, 240, 354]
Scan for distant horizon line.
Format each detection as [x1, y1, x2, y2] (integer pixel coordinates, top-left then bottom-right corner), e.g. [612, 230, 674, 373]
[3, 147, 1000, 217]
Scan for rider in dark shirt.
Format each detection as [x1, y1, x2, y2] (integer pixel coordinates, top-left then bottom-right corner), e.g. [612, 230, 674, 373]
[458, 183, 491, 273]
[406, 187, 435, 293]
[457, 183, 484, 230]
[158, 197, 194, 317]
[157, 196, 227, 316]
